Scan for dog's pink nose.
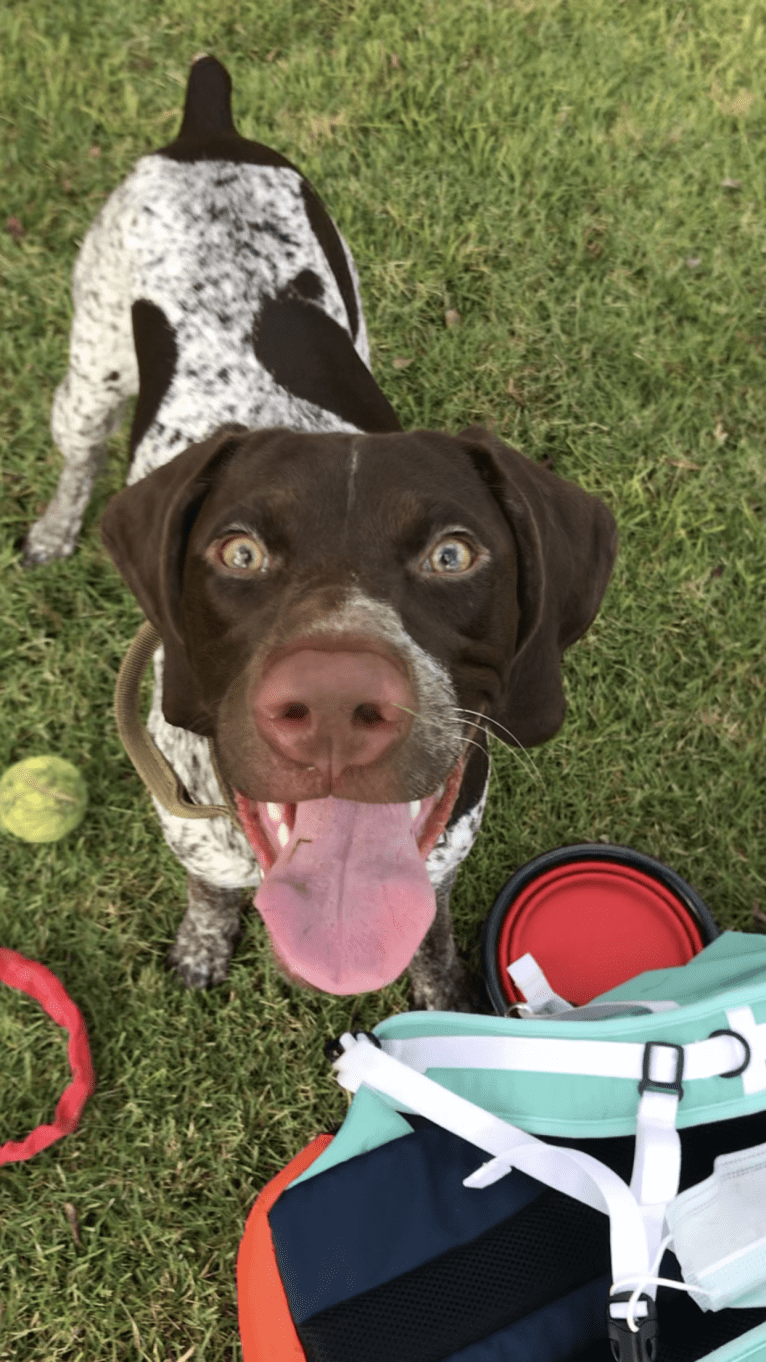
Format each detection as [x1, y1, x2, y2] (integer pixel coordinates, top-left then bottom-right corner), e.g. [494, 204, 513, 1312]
[254, 649, 415, 779]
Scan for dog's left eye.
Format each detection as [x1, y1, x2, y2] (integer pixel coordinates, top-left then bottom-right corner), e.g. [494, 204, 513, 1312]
[421, 535, 479, 575]
[217, 534, 268, 573]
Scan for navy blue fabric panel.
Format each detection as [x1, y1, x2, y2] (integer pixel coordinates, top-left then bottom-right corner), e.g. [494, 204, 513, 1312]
[269, 1125, 545, 1323]
[441, 1276, 608, 1362]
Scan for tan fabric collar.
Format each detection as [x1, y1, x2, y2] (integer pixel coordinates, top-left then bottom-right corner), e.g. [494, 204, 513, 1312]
[114, 620, 240, 827]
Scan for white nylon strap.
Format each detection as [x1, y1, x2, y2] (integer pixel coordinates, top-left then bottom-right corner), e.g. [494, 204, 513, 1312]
[508, 954, 679, 1020]
[507, 953, 573, 1015]
[382, 1029, 749, 1084]
[631, 1090, 681, 1207]
[333, 1032, 650, 1285]
[630, 1087, 682, 1270]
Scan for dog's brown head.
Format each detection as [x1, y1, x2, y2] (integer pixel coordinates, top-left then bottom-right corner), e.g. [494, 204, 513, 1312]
[101, 425, 616, 992]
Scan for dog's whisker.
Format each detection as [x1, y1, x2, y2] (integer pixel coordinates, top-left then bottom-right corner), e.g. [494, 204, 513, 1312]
[455, 707, 523, 749]
[392, 701, 542, 789]
[454, 710, 545, 791]
[455, 732, 493, 762]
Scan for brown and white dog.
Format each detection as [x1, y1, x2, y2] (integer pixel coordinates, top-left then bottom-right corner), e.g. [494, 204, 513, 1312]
[24, 56, 616, 1009]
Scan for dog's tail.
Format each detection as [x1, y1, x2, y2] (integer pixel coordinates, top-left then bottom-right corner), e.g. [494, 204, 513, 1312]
[178, 55, 237, 139]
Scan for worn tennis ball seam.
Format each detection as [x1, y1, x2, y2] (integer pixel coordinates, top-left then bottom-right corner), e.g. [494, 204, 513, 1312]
[14, 775, 80, 806]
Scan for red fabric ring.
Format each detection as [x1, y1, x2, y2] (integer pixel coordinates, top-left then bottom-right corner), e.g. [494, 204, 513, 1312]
[0, 948, 96, 1165]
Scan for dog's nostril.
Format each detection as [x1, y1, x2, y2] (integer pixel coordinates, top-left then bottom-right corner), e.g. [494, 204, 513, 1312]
[281, 702, 310, 722]
[354, 704, 384, 726]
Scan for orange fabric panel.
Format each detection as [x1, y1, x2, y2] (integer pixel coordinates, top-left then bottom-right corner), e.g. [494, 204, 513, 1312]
[237, 1133, 334, 1361]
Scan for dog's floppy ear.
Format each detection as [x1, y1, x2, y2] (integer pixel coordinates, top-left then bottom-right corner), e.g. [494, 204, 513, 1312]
[459, 426, 617, 748]
[100, 426, 249, 733]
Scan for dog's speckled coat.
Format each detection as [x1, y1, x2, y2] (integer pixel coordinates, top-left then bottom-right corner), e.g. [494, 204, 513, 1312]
[24, 57, 492, 1007]
[24, 57, 616, 1008]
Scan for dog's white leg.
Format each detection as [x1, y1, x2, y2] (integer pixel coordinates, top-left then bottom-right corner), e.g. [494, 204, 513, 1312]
[24, 185, 138, 564]
[22, 390, 130, 565]
[167, 874, 245, 989]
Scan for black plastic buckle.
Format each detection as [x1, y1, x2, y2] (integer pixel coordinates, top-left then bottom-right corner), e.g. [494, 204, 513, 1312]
[638, 1041, 684, 1100]
[607, 1292, 658, 1362]
[324, 1030, 381, 1063]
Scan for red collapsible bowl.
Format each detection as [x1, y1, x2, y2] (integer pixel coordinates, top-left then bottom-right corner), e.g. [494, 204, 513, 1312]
[481, 844, 719, 1016]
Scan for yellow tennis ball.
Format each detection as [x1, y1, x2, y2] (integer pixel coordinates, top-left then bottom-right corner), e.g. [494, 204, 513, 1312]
[0, 756, 88, 843]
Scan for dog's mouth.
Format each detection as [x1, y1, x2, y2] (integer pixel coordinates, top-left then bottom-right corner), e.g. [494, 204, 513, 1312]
[234, 758, 464, 995]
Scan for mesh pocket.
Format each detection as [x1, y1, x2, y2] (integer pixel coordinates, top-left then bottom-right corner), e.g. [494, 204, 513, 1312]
[298, 1188, 610, 1362]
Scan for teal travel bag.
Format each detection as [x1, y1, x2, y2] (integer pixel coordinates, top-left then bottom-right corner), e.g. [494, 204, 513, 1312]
[241, 933, 766, 1362]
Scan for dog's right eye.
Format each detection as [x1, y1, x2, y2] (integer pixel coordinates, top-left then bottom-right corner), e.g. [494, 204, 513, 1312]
[217, 534, 268, 573]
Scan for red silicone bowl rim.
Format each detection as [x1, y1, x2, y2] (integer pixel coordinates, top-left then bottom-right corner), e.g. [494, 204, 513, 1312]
[496, 859, 706, 1007]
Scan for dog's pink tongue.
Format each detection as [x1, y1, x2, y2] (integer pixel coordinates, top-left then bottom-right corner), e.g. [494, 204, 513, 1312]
[254, 798, 436, 994]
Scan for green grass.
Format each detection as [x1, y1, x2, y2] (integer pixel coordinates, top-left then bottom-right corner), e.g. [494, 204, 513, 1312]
[1, 0, 765, 1355]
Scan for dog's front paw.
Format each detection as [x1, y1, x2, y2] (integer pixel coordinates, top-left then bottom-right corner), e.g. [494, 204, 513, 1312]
[21, 518, 79, 567]
[167, 879, 243, 988]
[166, 927, 235, 989]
